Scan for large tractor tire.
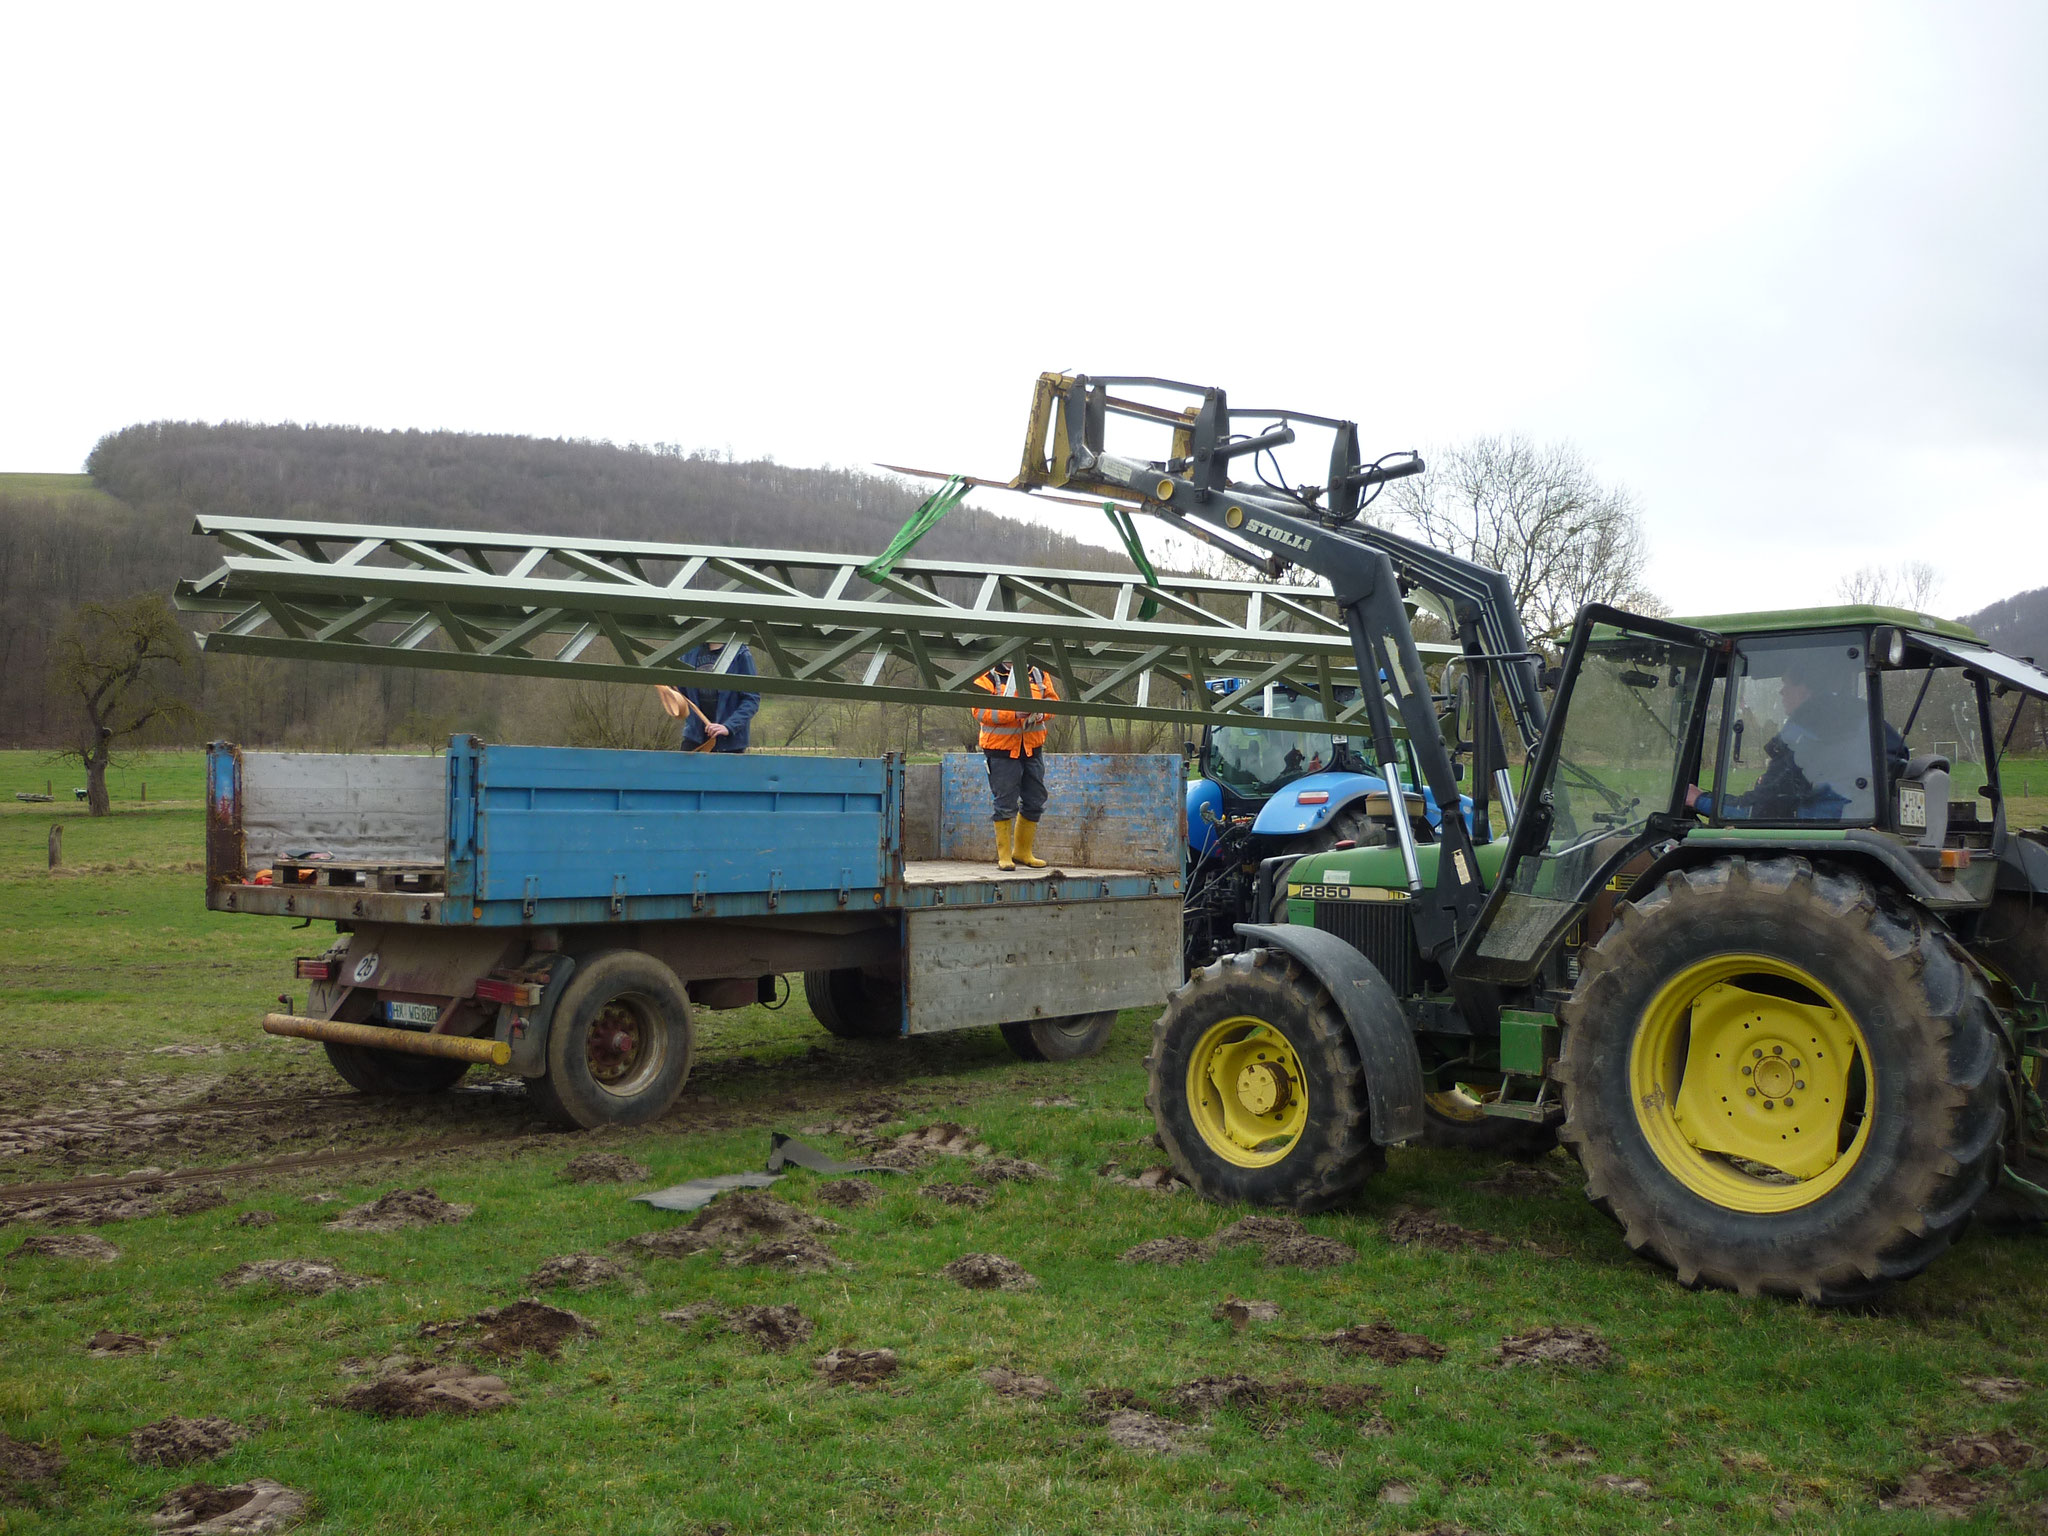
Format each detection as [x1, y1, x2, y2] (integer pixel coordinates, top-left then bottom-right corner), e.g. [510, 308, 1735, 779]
[1558, 857, 2003, 1304]
[526, 951, 695, 1130]
[323, 1043, 470, 1096]
[1966, 893, 2048, 1230]
[1147, 948, 1383, 1212]
[1001, 1011, 1116, 1062]
[802, 968, 902, 1040]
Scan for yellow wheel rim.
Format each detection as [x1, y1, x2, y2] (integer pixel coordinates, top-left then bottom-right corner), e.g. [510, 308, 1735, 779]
[1187, 1015, 1309, 1167]
[1630, 954, 1873, 1213]
[1427, 1084, 1497, 1123]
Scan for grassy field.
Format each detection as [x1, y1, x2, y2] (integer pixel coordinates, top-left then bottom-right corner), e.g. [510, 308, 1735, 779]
[0, 472, 125, 514]
[2, 762, 2047, 1533]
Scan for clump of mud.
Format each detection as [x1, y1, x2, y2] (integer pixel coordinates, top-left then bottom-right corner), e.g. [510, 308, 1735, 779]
[8, 1232, 119, 1263]
[233, 1212, 276, 1230]
[0, 1187, 161, 1227]
[1121, 1237, 1209, 1266]
[858, 1123, 990, 1170]
[982, 1367, 1058, 1400]
[1165, 1375, 1385, 1431]
[0, 1431, 64, 1503]
[1383, 1206, 1509, 1254]
[129, 1417, 247, 1469]
[1212, 1215, 1354, 1268]
[921, 1183, 991, 1208]
[89, 1330, 152, 1357]
[728, 1236, 846, 1273]
[219, 1259, 376, 1296]
[1965, 1376, 2031, 1402]
[728, 1305, 814, 1352]
[814, 1347, 899, 1386]
[1105, 1411, 1198, 1455]
[339, 1360, 512, 1418]
[528, 1252, 626, 1291]
[614, 1229, 712, 1259]
[326, 1187, 472, 1233]
[975, 1156, 1052, 1185]
[149, 1478, 307, 1533]
[420, 1300, 595, 1360]
[1498, 1325, 1610, 1369]
[562, 1152, 650, 1184]
[940, 1253, 1038, 1291]
[1212, 1298, 1281, 1328]
[690, 1190, 842, 1247]
[1096, 1162, 1188, 1193]
[815, 1179, 879, 1208]
[1322, 1323, 1445, 1364]
[165, 1187, 228, 1218]
[1079, 1387, 1148, 1423]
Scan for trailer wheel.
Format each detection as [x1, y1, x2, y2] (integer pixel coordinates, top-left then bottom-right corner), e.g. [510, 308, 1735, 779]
[802, 968, 901, 1039]
[1001, 1011, 1115, 1062]
[1558, 857, 2003, 1303]
[1419, 1082, 1558, 1158]
[525, 952, 695, 1130]
[1147, 948, 1383, 1212]
[323, 1043, 470, 1096]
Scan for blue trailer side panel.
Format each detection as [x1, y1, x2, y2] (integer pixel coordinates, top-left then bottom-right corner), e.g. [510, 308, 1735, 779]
[447, 742, 893, 923]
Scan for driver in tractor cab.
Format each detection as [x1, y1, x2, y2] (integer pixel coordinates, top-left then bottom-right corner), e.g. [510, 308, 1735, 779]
[1689, 653, 1905, 820]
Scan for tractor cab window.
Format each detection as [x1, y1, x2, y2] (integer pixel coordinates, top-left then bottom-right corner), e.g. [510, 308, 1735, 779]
[1206, 687, 1398, 799]
[1711, 633, 1875, 824]
[1461, 625, 1712, 982]
[1882, 663, 1989, 826]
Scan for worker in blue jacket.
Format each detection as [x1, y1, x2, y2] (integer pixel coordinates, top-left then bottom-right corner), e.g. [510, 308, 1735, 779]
[655, 640, 761, 752]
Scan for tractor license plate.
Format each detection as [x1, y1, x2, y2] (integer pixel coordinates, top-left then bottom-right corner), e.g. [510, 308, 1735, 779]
[1899, 786, 1927, 829]
[383, 1001, 440, 1025]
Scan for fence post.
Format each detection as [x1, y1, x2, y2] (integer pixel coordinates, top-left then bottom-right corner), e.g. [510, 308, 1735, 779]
[48, 825, 62, 870]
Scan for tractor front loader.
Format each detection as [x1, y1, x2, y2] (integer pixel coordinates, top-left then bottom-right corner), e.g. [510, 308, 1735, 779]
[1016, 372, 2048, 1302]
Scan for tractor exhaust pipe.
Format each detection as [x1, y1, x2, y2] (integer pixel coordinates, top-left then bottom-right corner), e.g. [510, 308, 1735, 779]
[261, 1013, 510, 1066]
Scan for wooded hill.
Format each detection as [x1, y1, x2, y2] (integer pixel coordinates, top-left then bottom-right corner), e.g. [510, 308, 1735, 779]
[1964, 586, 2048, 669]
[0, 424, 1130, 752]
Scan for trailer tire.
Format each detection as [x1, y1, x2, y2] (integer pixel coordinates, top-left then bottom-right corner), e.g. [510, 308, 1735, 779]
[1558, 857, 2004, 1303]
[802, 968, 901, 1040]
[526, 951, 695, 1130]
[1147, 948, 1383, 1212]
[1001, 1011, 1116, 1062]
[323, 1043, 470, 1096]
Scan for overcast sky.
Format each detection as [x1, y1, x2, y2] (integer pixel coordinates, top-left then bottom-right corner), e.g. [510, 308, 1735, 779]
[3, 3, 2042, 617]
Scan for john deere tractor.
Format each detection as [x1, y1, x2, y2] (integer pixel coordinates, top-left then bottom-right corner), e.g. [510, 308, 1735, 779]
[1016, 371, 2048, 1302]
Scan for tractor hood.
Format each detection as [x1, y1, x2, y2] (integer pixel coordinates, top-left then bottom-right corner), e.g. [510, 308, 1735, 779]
[1248, 770, 1450, 839]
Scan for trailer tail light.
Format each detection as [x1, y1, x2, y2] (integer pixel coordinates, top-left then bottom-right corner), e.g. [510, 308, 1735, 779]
[294, 958, 337, 981]
[475, 977, 543, 1007]
[1296, 791, 1329, 804]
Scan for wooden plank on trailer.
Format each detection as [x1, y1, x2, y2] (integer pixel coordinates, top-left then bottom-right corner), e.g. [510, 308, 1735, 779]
[903, 896, 1181, 1034]
[241, 753, 446, 868]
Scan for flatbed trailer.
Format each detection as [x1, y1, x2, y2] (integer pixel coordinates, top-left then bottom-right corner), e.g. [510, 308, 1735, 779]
[207, 740, 1185, 1128]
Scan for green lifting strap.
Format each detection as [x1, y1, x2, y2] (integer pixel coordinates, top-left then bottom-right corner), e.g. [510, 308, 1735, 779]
[1103, 503, 1161, 620]
[860, 476, 971, 582]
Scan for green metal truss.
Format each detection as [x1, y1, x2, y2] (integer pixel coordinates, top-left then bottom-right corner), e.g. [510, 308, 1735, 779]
[174, 514, 1453, 735]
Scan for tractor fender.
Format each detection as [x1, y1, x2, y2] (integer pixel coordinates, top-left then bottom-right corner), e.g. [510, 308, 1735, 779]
[1248, 771, 1391, 840]
[1234, 922, 1425, 1145]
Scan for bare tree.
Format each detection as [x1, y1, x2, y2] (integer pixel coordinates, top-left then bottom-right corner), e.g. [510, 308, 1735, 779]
[1838, 560, 1939, 611]
[1383, 436, 1662, 640]
[560, 683, 674, 751]
[51, 595, 192, 815]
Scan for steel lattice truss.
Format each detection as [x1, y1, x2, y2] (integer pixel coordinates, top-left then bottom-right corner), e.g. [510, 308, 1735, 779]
[175, 515, 1451, 734]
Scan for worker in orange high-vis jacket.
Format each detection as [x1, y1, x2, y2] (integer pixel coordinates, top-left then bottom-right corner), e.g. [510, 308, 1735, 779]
[970, 659, 1060, 871]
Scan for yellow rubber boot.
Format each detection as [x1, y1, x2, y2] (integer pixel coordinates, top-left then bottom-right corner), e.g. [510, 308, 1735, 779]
[1013, 817, 1048, 868]
[994, 820, 1016, 871]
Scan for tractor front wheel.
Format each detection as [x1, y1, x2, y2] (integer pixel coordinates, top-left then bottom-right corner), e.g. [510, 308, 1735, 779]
[1147, 948, 1382, 1211]
[1558, 857, 2002, 1303]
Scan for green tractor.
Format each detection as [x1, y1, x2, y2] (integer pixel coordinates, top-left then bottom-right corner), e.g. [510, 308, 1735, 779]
[1153, 602, 2048, 1301]
[1008, 371, 2048, 1302]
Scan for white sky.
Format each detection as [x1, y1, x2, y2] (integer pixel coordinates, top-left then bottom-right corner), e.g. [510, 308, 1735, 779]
[3, 3, 2043, 617]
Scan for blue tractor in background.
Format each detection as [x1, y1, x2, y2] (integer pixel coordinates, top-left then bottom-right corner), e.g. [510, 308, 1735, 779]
[1180, 680, 1470, 972]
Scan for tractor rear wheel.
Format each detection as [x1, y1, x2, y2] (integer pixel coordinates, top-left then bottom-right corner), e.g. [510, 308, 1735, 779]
[1558, 857, 2003, 1303]
[802, 968, 901, 1040]
[1146, 948, 1382, 1211]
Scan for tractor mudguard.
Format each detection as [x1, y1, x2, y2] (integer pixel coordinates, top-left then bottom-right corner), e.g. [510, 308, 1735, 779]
[1234, 922, 1425, 1144]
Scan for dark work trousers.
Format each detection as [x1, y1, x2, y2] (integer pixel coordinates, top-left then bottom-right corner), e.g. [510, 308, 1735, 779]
[984, 748, 1048, 823]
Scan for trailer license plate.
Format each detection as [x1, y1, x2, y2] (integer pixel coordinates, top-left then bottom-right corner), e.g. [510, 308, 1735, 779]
[384, 1001, 440, 1025]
